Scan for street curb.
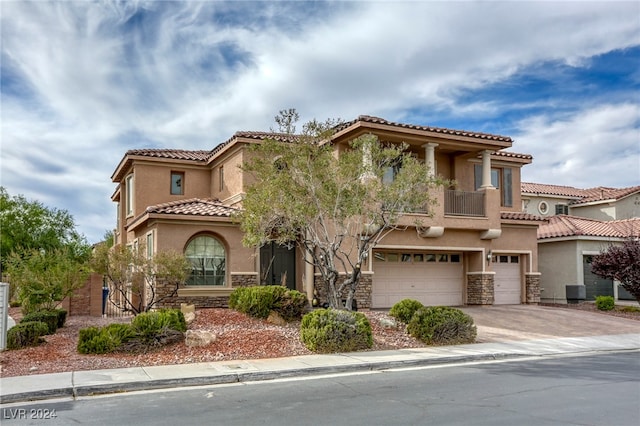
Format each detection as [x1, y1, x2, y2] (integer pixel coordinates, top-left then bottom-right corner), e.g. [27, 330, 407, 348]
[6, 348, 636, 404]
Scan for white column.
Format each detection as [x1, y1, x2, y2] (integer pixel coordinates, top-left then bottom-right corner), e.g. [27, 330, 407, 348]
[481, 150, 494, 188]
[422, 143, 438, 177]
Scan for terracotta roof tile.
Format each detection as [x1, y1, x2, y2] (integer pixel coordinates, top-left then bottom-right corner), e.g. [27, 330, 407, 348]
[522, 183, 640, 204]
[501, 211, 546, 222]
[572, 186, 640, 205]
[145, 198, 237, 217]
[126, 149, 213, 162]
[521, 182, 587, 198]
[538, 215, 640, 239]
[334, 115, 513, 142]
[492, 151, 533, 160]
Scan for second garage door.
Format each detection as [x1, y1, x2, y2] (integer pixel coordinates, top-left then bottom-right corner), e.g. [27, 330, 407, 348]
[372, 252, 463, 308]
[493, 255, 522, 304]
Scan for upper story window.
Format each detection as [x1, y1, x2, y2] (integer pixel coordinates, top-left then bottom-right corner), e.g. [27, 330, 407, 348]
[219, 166, 225, 192]
[382, 158, 402, 184]
[185, 235, 226, 286]
[171, 172, 184, 195]
[125, 174, 134, 217]
[474, 165, 512, 207]
[555, 204, 569, 215]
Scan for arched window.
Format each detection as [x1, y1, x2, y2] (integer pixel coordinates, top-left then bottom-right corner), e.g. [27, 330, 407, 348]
[185, 235, 226, 286]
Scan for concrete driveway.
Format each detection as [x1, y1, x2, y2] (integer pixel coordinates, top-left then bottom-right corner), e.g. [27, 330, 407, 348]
[460, 305, 639, 343]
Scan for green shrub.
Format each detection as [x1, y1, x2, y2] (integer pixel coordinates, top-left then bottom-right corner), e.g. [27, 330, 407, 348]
[300, 308, 373, 353]
[274, 289, 309, 321]
[389, 299, 424, 324]
[7, 321, 49, 350]
[77, 324, 126, 354]
[407, 306, 477, 345]
[53, 308, 67, 328]
[230, 286, 309, 320]
[595, 296, 615, 311]
[21, 310, 59, 335]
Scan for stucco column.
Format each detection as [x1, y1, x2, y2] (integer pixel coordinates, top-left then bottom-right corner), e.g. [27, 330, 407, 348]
[481, 150, 494, 188]
[422, 143, 438, 177]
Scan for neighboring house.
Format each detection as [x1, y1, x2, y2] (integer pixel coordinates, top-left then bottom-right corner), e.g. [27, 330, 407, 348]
[537, 216, 640, 303]
[522, 182, 640, 220]
[110, 115, 545, 310]
[524, 182, 640, 303]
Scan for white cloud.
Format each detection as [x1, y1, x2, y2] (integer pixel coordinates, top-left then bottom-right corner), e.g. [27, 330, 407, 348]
[1, 1, 638, 242]
[516, 103, 640, 188]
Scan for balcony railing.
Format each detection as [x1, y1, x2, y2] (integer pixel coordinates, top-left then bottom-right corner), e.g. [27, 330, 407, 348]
[445, 190, 485, 217]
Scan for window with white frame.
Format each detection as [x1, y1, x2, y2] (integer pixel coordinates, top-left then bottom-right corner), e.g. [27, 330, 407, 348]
[185, 235, 226, 286]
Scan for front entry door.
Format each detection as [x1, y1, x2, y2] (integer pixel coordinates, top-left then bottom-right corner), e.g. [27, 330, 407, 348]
[260, 242, 296, 290]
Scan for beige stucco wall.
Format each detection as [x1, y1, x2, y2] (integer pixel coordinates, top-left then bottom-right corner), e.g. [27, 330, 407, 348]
[571, 203, 616, 221]
[538, 239, 578, 303]
[521, 195, 572, 217]
[211, 148, 245, 203]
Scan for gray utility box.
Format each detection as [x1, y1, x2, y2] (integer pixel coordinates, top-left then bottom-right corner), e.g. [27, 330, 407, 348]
[566, 285, 586, 304]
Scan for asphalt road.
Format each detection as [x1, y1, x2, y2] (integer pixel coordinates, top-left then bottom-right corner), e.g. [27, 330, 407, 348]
[2, 351, 639, 426]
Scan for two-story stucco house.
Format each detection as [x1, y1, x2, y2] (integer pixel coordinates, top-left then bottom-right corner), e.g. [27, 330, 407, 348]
[110, 115, 545, 310]
[522, 182, 640, 303]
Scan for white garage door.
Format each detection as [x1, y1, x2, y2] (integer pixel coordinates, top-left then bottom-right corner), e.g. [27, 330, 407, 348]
[372, 252, 463, 308]
[493, 255, 521, 305]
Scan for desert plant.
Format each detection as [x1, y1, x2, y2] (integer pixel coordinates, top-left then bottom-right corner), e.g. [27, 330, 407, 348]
[274, 289, 309, 321]
[77, 324, 130, 354]
[52, 308, 67, 328]
[230, 285, 308, 320]
[389, 299, 424, 323]
[21, 310, 59, 335]
[407, 306, 477, 345]
[7, 321, 49, 350]
[595, 295, 615, 311]
[300, 308, 372, 353]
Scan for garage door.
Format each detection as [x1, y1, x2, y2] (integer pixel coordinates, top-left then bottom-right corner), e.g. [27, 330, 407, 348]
[372, 252, 463, 308]
[493, 255, 521, 304]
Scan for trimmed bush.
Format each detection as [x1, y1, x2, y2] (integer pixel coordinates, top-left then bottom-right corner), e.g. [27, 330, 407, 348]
[389, 299, 424, 324]
[53, 308, 68, 328]
[7, 321, 49, 350]
[407, 306, 477, 345]
[230, 285, 309, 321]
[77, 324, 135, 354]
[300, 308, 373, 353]
[595, 296, 615, 311]
[21, 310, 59, 335]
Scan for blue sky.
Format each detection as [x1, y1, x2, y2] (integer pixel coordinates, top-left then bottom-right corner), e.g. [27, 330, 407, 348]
[1, 1, 639, 244]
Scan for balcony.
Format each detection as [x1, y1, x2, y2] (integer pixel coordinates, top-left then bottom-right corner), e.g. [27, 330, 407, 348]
[444, 190, 485, 217]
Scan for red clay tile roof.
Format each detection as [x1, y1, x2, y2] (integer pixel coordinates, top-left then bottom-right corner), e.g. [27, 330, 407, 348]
[538, 215, 640, 239]
[145, 198, 237, 217]
[501, 211, 546, 222]
[573, 186, 640, 205]
[335, 115, 513, 142]
[126, 149, 213, 162]
[492, 151, 533, 160]
[521, 182, 587, 198]
[522, 182, 640, 204]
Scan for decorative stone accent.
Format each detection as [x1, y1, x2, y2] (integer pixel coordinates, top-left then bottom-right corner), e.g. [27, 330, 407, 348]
[267, 311, 287, 326]
[181, 303, 196, 324]
[467, 273, 494, 305]
[155, 274, 258, 309]
[313, 273, 372, 309]
[185, 330, 216, 347]
[526, 273, 541, 304]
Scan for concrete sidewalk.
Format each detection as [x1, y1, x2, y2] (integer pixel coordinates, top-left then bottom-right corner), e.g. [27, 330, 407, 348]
[2, 333, 638, 404]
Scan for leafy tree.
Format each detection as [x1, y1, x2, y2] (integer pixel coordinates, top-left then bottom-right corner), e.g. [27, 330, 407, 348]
[91, 243, 191, 314]
[239, 110, 447, 310]
[5, 248, 91, 314]
[0, 187, 90, 273]
[591, 238, 640, 302]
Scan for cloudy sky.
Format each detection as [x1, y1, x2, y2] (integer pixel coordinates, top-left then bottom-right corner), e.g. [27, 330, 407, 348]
[1, 1, 639, 243]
